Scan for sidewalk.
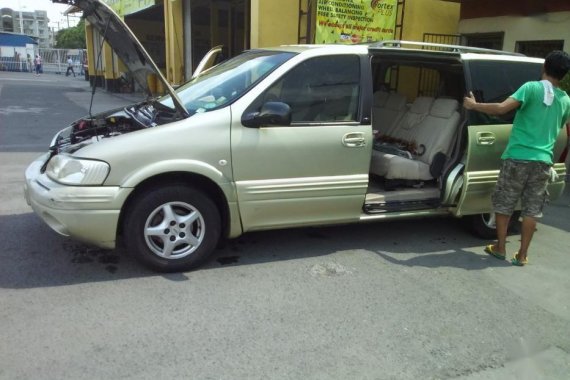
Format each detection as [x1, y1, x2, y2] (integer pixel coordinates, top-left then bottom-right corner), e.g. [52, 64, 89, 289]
[71, 74, 147, 112]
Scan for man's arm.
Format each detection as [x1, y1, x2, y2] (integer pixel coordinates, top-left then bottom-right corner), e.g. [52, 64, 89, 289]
[463, 91, 520, 116]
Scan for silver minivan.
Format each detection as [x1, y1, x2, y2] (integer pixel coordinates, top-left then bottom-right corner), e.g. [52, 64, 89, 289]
[25, 0, 567, 272]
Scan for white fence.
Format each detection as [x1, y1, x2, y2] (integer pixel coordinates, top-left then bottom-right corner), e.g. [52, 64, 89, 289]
[0, 48, 86, 75]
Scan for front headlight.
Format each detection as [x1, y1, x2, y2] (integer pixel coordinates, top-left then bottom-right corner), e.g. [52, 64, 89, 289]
[46, 155, 110, 185]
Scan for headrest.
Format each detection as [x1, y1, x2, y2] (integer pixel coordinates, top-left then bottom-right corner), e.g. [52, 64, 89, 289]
[410, 96, 434, 114]
[430, 98, 459, 118]
[373, 91, 389, 107]
[400, 98, 428, 130]
[385, 93, 407, 111]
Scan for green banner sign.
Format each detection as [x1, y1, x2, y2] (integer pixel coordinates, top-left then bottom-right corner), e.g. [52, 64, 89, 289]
[315, 0, 398, 44]
[122, 0, 155, 16]
[103, 0, 155, 17]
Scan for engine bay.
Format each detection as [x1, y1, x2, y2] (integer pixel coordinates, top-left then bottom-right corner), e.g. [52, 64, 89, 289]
[50, 101, 182, 154]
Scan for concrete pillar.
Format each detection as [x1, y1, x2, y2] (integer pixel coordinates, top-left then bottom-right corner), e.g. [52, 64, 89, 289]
[103, 42, 116, 90]
[250, 0, 299, 48]
[85, 22, 95, 77]
[183, 0, 192, 79]
[164, 0, 185, 86]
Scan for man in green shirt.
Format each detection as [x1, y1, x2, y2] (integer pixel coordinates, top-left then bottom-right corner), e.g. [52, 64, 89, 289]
[464, 50, 570, 266]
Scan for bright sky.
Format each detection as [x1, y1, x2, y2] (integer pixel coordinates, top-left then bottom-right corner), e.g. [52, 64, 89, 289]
[0, 0, 81, 30]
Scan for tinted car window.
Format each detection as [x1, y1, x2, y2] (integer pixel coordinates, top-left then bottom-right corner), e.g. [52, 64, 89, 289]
[257, 55, 361, 123]
[468, 60, 542, 124]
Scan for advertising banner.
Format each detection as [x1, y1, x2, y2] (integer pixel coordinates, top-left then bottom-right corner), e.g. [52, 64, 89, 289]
[315, 0, 398, 44]
[103, 0, 155, 17]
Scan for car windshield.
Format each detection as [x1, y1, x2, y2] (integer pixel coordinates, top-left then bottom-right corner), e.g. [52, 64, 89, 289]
[159, 50, 296, 115]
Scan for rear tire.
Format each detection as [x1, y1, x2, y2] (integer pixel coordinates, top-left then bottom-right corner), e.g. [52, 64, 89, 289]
[124, 185, 221, 272]
[468, 211, 521, 239]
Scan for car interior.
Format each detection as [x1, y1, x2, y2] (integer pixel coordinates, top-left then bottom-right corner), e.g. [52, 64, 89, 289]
[365, 55, 466, 213]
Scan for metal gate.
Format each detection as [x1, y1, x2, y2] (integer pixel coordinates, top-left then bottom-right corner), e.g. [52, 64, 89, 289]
[417, 33, 462, 97]
[0, 48, 87, 75]
[37, 48, 87, 75]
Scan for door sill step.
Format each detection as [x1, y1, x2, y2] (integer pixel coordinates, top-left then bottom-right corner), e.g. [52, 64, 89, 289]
[364, 198, 440, 214]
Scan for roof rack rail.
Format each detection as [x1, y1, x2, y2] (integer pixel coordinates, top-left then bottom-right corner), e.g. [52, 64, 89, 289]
[371, 40, 524, 56]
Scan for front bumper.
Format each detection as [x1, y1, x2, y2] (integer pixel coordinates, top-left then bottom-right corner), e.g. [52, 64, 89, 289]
[24, 154, 133, 249]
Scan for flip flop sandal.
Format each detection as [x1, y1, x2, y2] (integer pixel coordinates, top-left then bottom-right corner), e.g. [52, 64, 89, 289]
[484, 244, 506, 260]
[511, 252, 528, 266]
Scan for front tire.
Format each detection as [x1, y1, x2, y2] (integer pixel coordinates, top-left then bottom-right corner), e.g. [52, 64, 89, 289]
[124, 185, 221, 272]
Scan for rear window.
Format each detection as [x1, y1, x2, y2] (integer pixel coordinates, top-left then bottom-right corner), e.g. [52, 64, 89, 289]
[468, 60, 542, 124]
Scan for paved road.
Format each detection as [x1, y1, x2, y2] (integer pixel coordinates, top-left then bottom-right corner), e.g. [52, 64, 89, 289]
[1, 71, 570, 380]
[0, 71, 143, 153]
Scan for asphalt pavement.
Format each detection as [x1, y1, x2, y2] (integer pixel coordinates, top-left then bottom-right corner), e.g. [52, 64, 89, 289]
[2, 69, 145, 107]
[1, 70, 570, 380]
[0, 70, 143, 152]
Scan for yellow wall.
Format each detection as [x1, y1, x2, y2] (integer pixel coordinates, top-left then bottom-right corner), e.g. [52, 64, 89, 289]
[402, 0, 460, 40]
[85, 23, 96, 76]
[397, 0, 460, 101]
[103, 43, 115, 80]
[250, 0, 299, 48]
[85, 19, 114, 83]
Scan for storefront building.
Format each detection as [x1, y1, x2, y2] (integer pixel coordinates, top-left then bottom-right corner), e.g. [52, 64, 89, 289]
[84, 0, 460, 92]
[443, 0, 570, 57]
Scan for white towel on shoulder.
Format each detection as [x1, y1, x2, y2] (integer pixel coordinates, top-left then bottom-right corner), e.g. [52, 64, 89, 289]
[540, 79, 554, 106]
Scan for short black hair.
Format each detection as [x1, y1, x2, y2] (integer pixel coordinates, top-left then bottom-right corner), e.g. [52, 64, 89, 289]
[544, 50, 570, 80]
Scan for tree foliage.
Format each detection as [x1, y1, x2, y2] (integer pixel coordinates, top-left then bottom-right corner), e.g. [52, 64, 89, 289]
[54, 19, 86, 49]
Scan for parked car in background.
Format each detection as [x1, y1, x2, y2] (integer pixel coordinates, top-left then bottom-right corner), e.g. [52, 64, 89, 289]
[25, 0, 567, 272]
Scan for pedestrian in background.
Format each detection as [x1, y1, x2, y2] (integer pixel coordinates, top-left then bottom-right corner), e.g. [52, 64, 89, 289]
[463, 50, 570, 266]
[66, 56, 76, 77]
[34, 54, 42, 76]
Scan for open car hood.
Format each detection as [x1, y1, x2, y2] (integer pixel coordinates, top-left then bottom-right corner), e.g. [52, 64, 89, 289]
[52, 0, 188, 117]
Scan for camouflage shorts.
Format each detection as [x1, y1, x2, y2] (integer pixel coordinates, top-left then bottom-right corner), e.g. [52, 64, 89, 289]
[492, 159, 551, 218]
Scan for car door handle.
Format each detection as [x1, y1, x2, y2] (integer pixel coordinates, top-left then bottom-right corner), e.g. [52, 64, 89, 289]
[342, 133, 366, 147]
[476, 132, 495, 146]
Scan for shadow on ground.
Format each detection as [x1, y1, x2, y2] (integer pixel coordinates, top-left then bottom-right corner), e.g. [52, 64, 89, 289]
[2, 186, 567, 289]
[0, 210, 514, 289]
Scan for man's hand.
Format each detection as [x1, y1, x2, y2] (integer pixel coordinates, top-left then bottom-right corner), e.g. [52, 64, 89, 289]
[463, 93, 520, 116]
[463, 91, 478, 110]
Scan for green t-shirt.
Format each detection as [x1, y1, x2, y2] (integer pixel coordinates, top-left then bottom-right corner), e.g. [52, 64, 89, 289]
[502, 81, 570, 164]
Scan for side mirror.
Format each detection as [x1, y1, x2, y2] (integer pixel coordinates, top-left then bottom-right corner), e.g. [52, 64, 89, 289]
[242, 102, 292, 128]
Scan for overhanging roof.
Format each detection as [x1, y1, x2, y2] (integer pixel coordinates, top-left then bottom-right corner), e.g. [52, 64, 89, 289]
[0, 32, 38, 47]
[63, 5, 82, 15]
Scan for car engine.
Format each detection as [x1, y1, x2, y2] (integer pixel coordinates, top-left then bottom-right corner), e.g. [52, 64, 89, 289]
[50, 101, 181, 154]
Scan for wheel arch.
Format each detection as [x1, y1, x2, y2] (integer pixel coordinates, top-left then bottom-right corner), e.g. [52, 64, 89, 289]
[117, 172, 233, 243]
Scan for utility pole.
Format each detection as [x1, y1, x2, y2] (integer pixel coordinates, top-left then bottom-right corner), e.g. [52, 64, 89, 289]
[18, 10, 23, 34]
[17, 0, 24, 34]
